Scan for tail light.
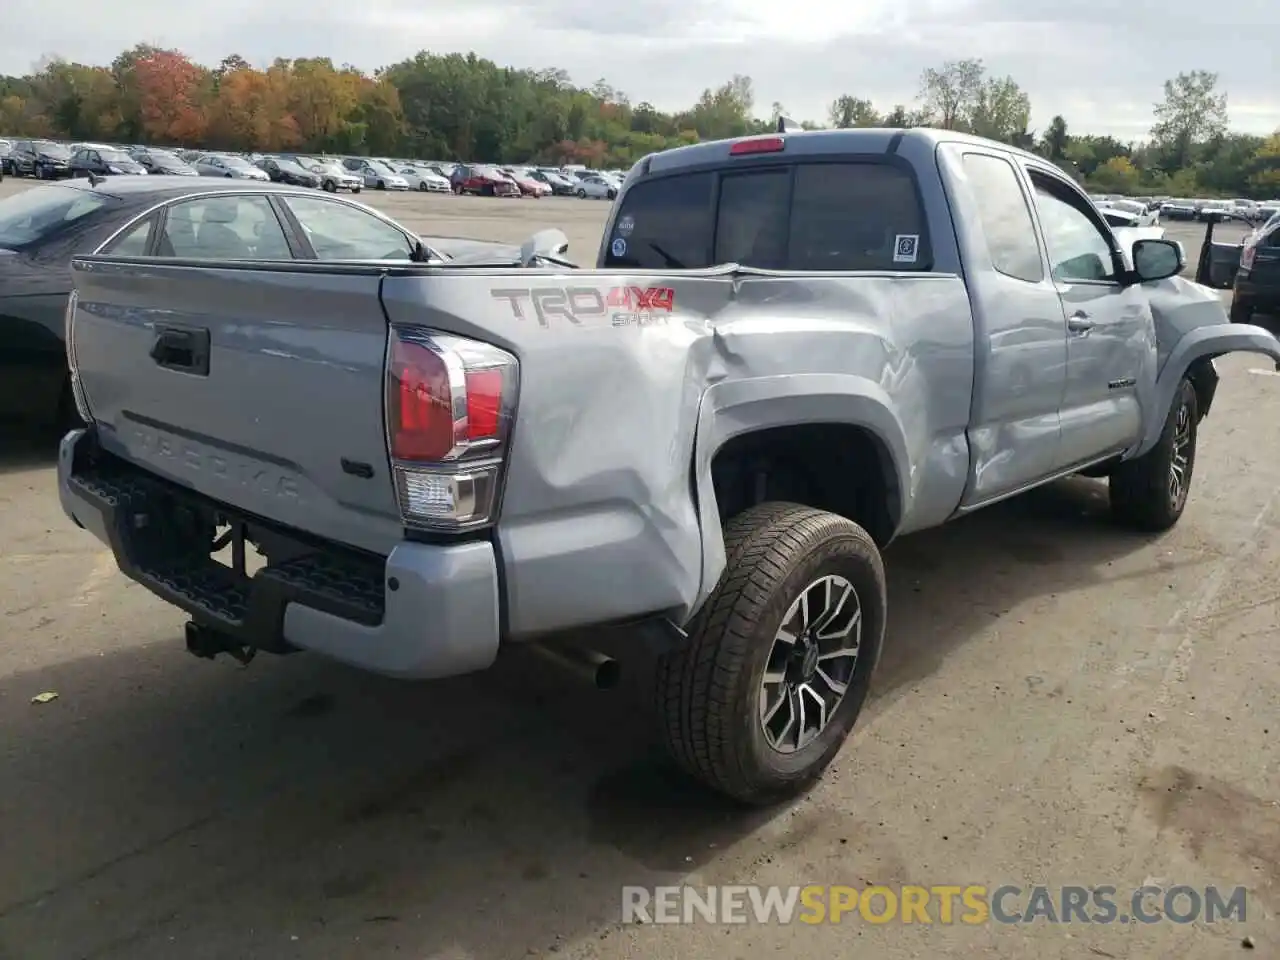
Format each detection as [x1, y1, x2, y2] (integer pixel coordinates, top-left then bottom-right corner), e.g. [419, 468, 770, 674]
[63, 289, 92, 422]
[729, 136, 785, 156]
[385, 327, 518, 532]
[1240, 236, 1258, 271]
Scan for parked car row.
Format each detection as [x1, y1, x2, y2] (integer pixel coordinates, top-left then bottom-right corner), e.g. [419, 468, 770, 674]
[0, 137, 630, 202]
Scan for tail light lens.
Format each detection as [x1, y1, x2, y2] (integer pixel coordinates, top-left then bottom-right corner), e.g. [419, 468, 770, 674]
[386, 327, 518, 532]
[1240, 236, 1258, 271]
[63, 289, 92, 422]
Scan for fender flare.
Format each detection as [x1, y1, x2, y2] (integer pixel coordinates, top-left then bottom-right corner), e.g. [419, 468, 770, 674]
[1136, 322, 1280, 456]
[688, 373, 911, 615]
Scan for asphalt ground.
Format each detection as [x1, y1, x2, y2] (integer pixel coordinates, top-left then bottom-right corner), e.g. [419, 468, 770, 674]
[0, 177, 1275, 959]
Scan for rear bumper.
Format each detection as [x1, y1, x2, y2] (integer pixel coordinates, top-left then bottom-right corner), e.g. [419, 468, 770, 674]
[57, 428, 501, 680]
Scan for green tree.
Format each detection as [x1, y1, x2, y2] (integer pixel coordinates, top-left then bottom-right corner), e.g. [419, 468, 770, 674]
[918, 58, 984, 129]
[1150, 70, 1229, 172]
[827, 95, 879, 128]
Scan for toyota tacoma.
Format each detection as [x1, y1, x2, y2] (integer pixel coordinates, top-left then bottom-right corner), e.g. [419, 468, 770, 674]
[57, 126, 1280, 804]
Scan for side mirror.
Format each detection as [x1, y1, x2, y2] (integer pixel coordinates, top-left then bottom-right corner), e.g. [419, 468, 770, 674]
[1131, 238, 1184, 283]
[520, 228, 571, 267]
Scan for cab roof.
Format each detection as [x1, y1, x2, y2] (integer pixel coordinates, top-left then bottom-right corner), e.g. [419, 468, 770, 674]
[640, 126, 1043, 177]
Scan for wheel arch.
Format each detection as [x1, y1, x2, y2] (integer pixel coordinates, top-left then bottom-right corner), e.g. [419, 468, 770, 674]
[1137, 323, 1280, 456]
[690, 377, 911, 619]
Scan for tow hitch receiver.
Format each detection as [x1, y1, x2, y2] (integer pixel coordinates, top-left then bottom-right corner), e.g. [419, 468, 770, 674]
[185, 621, 256, 665]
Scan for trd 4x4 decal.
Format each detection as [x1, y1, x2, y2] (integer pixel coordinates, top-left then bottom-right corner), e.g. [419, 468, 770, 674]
[491, 286, 675, 327]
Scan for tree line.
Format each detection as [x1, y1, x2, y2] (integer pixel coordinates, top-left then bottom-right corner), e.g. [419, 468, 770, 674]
[1, 48, 1277, 197]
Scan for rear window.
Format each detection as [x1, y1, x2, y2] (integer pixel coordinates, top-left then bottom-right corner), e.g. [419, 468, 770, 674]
[0, 185, 114, 249]
[604, 162, 930, 271]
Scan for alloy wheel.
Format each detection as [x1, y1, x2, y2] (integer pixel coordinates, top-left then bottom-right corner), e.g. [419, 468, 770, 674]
[1168, 400, 1193, 508]
[759, 574, 862, 754]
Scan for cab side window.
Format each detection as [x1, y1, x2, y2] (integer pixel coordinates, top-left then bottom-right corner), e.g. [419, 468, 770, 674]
[1029, 174, 1119, 283]
[961, 153, 1043, 283]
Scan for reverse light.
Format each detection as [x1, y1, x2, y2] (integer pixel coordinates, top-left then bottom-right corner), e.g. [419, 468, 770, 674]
[385, 327, 518, 531]
[730, 136, 786, 156]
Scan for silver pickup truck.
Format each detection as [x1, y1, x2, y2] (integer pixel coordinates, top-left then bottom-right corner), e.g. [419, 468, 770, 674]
[58, 127, 1280, 805]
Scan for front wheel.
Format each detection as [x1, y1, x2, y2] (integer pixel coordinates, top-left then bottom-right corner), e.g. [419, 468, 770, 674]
[655, 502, 886, 805]
[576, 188, 587, 198]
[323, 180, 337, 192]
[418, 181, 428, 191]
[1109, 378, 1199, 532]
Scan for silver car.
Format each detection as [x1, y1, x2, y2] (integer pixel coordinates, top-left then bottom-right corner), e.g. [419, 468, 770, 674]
[344, 158, 409, 191]
[194, 154, 270, 181]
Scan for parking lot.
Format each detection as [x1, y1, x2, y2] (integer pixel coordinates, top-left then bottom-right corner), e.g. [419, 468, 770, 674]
[0, 178, 1276, 959]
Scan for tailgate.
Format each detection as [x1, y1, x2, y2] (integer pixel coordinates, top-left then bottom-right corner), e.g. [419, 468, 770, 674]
[68, 259, 403, 555]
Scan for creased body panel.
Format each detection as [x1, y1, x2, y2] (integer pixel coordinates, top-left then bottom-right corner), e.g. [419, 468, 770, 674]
[381, 269, 974, 637]
[69, 259, 403, 555]
[381, 270, 729, 637]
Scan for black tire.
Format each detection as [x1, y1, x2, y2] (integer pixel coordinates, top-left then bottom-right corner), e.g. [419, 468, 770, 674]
[1109, 378, 1198, 532]
[418, 181, 428, 191]
[352, 186, 361, 194]
[608, 189, 617, 200]
[323, 180, 336, 192]
[376, 180, 386, 190]
[1229, 297, 1254, 324]
[655, 502, 886, 805]
[576, 188, 587, 198]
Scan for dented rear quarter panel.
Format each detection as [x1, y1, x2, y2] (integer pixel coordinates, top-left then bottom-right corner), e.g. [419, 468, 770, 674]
[380, 264, 974, 638]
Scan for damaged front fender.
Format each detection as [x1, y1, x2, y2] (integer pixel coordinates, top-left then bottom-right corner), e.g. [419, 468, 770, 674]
[1136, 321, 1280, 456]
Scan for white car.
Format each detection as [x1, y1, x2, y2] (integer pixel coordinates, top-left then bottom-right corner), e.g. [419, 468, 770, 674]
[398, 165, 451, 192]
[573, 174, 618, 200]
[1103, 198, 1160, 226]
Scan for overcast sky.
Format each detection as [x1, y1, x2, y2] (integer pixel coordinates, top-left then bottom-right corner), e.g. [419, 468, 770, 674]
[3, 0, 1278, 141]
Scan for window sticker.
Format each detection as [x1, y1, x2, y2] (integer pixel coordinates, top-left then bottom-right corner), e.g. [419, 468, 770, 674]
[616, 214, 635, 236]
[893, 234, 919, 263]
[611, 237, 628, 257]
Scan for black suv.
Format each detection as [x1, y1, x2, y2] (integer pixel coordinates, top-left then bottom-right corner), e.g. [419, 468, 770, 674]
[10, 140, 73, 179]
[1232, 214, 1280, 324]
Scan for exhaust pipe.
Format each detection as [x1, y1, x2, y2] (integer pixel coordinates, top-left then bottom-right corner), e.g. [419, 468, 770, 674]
[528, 642, 621, 689]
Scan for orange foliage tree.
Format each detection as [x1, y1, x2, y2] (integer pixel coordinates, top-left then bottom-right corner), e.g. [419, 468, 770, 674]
[134, 50, 210, 144]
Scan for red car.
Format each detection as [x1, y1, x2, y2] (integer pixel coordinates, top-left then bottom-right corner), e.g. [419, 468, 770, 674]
[502, 168, 552, 197]
[450, 164, 520, 197]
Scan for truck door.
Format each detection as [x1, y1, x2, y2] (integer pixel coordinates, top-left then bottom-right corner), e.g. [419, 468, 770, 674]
[1024, 169, 1153, 468]
[943, 147, 1068, 506]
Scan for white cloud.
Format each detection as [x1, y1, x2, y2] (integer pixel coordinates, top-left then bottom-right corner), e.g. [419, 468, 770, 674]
[2, 0, 1277, 140]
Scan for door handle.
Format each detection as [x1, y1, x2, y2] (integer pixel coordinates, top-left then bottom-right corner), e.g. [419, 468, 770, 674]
[150, 324, 210, 375]
[1067, 312, 1095, 336]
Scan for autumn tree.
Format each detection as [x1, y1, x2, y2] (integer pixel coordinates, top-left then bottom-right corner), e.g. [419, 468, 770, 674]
[1150, 70, 1229, 172]
[134, 50, 210, 144]
[206, 65, 298, 150]
[1091, 156, 1141, 193]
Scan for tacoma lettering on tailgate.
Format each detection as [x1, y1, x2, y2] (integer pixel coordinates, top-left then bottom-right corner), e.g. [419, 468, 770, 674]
[129, 423, 304, 503]
[491, 286, 675, 327]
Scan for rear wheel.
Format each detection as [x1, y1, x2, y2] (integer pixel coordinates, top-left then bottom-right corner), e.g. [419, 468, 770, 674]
[655, 502, 886, 805]
[576, 187, 587, 198]
[418, 181, 429, 191]
[1110, 378, 1198, 532]
[323, 180, 337, 192]
[376, 180, 386, 190]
